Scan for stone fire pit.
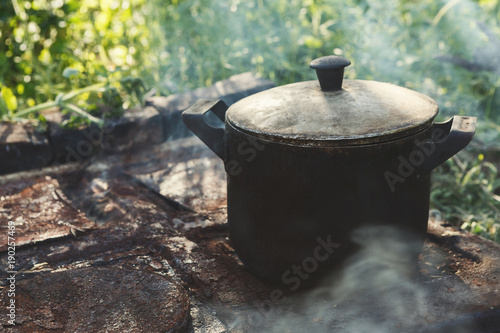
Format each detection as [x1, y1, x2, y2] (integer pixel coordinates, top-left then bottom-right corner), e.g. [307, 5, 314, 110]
[1, 74, 500, 333]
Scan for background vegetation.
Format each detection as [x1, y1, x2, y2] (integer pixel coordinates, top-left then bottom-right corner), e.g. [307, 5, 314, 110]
[0, 0, 499, 241]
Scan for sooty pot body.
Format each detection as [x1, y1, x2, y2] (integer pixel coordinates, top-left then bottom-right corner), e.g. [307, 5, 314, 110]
[225, 122, 435, 285]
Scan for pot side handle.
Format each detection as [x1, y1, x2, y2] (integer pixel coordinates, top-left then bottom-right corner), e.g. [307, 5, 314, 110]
[421, 115, 477, 174]
[181, 99, 228, 160]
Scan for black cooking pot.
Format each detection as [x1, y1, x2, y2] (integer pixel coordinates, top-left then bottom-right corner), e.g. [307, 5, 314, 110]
[182, 56, 476, 286]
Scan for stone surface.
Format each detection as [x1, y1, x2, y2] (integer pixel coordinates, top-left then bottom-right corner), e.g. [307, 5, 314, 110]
[0, 177, 96, 251]
[0, 267, 190, 332]
[130, 138, 227, 212]
[103, 106, 163, 152]
[146, 72, 275, 140]
[42, 107, 98, 165]
[0, 122, 52, 175]
[425, 219, 500, 307]
[1, 137, 500, 332]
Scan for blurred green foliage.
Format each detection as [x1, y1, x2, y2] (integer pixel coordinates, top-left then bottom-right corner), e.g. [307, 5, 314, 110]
[0, 0, 499, 240]
[0, 0, 149, 125]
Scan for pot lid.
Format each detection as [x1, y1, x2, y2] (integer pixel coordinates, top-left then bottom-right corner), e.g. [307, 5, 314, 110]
[226, 56, 439, 146]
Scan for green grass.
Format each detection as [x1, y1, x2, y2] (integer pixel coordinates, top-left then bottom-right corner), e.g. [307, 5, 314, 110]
[432, 153, 500, 242]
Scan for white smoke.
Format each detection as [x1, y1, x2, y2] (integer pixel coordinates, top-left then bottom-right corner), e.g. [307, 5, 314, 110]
[227, 225, 482, 333]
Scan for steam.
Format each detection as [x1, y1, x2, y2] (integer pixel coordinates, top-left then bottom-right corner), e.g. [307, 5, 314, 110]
[228, 225, 479, 333]
[349, 0, 495, 120]
[145, 0, 495, 84]
[325, 226, 424, 304]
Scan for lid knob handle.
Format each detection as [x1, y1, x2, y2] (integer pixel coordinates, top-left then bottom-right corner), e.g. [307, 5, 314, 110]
[310, 56, 351, 91]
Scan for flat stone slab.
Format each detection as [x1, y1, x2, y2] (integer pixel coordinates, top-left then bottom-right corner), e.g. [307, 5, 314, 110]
[42, 108, 98, 165]
[0, 122, 52, 175]
[103, 106, 163, 152]
[0, 176, 96, 251]
[0, 267, 190, 332]
[130, 138, 227, 212]
[425, 219, 500, 307]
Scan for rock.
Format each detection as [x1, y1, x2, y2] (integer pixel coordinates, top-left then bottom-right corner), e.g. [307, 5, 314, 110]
[45, 106, 164, 161]
[43, 108, 101, 165]
[0, 176, 97, 251]
[146, 72, 275, 140]
[0, 122, 52, 175]
[132, 138, 227, 212]
[0, 267, 190, 332]
[103, 106, 163, 152]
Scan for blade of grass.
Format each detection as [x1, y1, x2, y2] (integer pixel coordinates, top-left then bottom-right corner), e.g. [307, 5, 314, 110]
[60, 103, 103, 126]
[11, 84, 107, 119]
